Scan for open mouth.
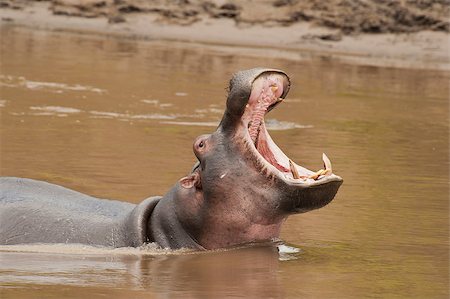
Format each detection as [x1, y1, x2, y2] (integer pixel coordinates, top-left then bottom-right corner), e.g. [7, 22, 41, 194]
[242, 73, 335, 184]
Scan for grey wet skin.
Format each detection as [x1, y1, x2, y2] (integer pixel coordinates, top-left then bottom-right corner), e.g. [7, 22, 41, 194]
[0, 68, 343, 250]
[0, 177, 161, 247]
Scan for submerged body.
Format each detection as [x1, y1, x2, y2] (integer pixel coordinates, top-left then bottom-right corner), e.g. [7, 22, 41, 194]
[0, 68, 343, 250]
[0, 177, 160, 247]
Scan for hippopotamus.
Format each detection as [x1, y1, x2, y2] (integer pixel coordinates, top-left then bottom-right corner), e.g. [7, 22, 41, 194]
[0, 68, 343, 250]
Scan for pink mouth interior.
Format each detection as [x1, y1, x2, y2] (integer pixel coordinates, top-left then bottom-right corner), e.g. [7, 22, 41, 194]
[254, 124, 289, 172]
[242, 74, 316, 180]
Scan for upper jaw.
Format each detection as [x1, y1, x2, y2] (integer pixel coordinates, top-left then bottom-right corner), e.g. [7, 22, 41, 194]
[221, 68, 290, 129]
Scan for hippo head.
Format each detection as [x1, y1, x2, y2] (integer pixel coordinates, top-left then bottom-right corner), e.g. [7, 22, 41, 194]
[161, 68, 343, 250]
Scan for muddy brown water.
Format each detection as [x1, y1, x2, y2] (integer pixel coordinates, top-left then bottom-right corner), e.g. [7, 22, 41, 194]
[0, 26, 448, 298]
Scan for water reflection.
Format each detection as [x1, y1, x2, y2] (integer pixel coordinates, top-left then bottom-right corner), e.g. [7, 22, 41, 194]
[1, 245, 284, 298]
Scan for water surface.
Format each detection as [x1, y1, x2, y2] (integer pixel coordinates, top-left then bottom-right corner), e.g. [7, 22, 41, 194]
[0, 26, 448, 298]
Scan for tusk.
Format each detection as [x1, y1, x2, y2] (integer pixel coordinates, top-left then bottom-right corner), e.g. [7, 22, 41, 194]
[289, 159, 300, 179]
[322, 153, 332, 175]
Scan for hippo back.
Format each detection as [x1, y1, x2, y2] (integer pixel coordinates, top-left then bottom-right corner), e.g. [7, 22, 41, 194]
[0, 177, 136, 247]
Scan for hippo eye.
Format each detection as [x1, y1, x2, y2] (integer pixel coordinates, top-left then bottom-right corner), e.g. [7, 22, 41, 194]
[199, 141, 204, 148]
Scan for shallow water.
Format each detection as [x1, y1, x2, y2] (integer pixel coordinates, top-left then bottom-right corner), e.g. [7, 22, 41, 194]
[0, 26, 449, 298]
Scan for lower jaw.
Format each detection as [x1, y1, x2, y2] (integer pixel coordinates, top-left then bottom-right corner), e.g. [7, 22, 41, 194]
[249, 122, 333, 183]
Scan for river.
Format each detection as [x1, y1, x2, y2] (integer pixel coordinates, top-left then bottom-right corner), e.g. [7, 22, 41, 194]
[0, 26, 448, 298]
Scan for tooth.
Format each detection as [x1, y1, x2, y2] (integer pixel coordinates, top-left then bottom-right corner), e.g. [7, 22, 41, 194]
[271, 85, 278, 92]
[309, 169, 324, 180]
[308, 173, 318, 180]
[309, 169, 326, 180]
[289, 159, 300, 179]
[309, 171, 317, 180]
[322, 153, 332, 175]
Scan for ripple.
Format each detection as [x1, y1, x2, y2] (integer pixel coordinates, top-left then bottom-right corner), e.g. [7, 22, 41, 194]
[161, 121, 219, 127]
[30, 106, 82, 114]
[0, 75, 106, 94]
[194, 107, 224, 114]
[89, 111, 176, 120]
[25, 81, 105, 93]
[0, 243, 192, 256]
[161, 119, 312, 130]
[265, 119, 313, 130]
[141, 99, 159, 105]
[159, 103, 173, 108]
[277, 245, 301, 261]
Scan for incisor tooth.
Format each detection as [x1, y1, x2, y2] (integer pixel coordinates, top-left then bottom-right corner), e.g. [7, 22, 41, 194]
[322, 153, 332, 174]
[289, 159, 300, 179]
[309, 169, 326, 180]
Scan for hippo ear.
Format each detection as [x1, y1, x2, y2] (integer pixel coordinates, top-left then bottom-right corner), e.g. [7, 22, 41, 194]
[179, 172, 202, 189]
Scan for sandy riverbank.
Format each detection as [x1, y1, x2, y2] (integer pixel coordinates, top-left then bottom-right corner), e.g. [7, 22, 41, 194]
[1, 1, 449, 70]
